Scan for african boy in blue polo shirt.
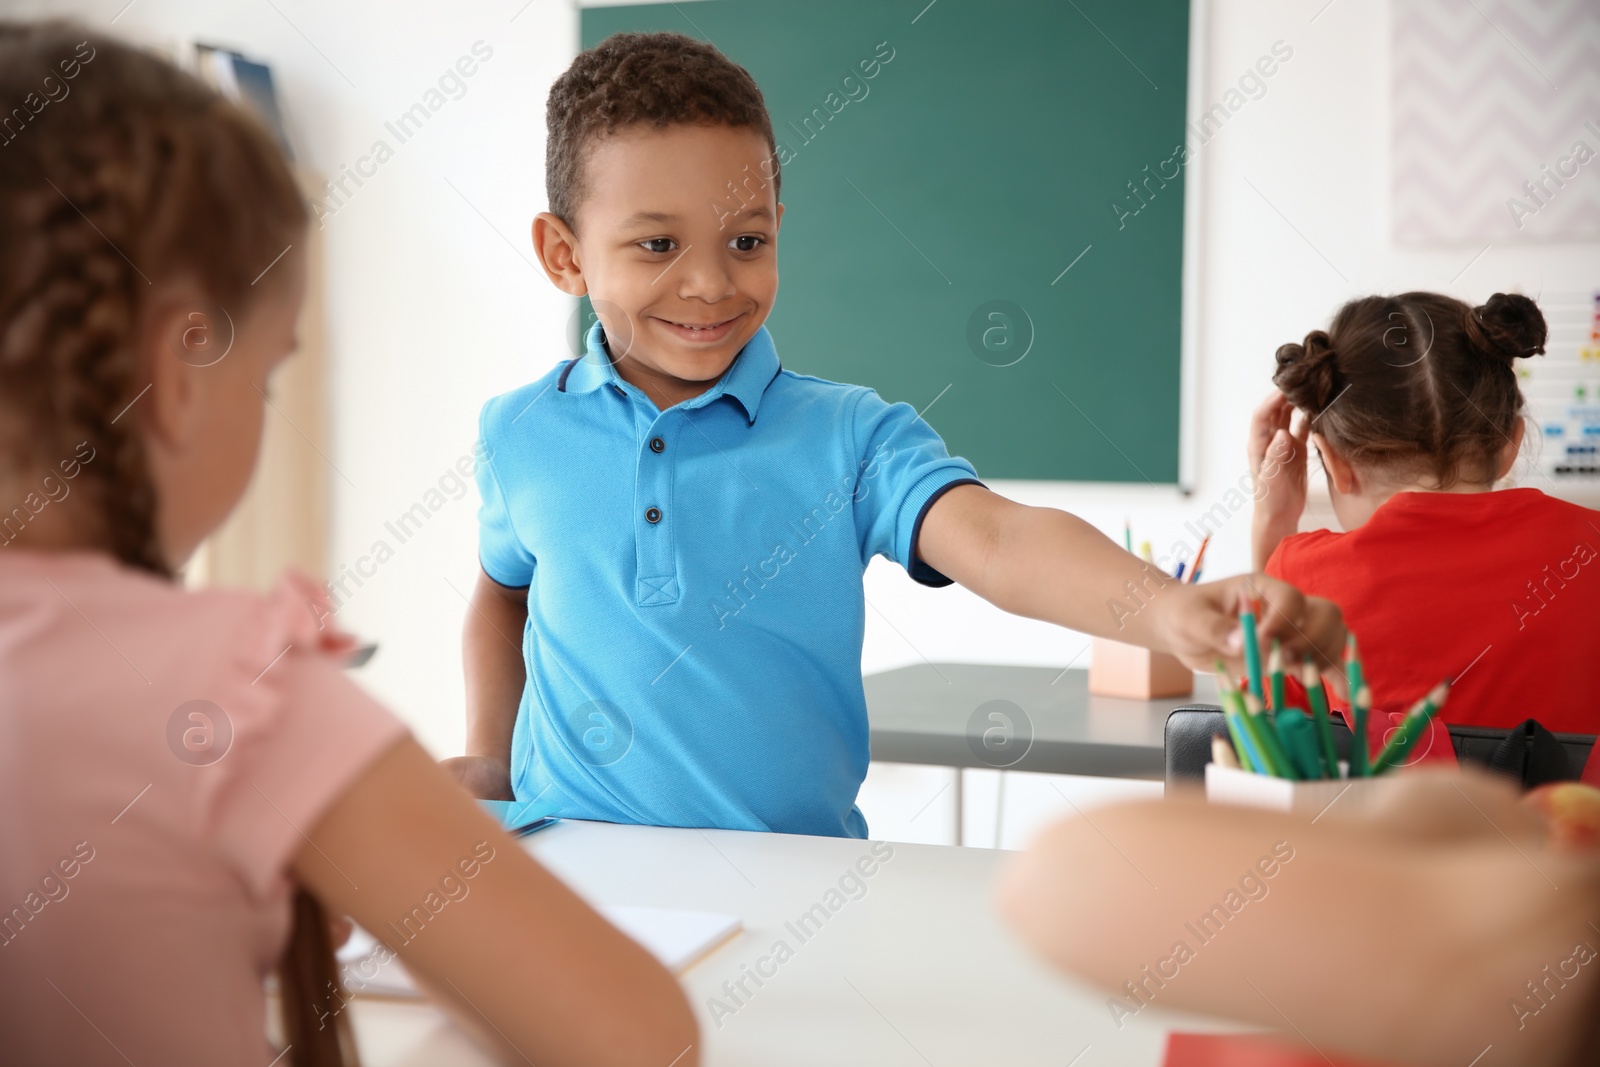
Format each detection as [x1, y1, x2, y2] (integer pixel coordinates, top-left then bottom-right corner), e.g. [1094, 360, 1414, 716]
[441, 32, 1345, 837]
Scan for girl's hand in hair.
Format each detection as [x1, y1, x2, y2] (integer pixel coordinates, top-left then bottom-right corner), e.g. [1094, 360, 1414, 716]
[1248, 390, 1311, 570]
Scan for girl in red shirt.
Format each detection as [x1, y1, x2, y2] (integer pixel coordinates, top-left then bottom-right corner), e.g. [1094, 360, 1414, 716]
[1249, 291, 1600, 761]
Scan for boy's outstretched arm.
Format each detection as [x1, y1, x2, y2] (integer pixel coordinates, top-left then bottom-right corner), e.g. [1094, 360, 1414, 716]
[915, 484, 1346, 673]
[440, 567, 528, 801]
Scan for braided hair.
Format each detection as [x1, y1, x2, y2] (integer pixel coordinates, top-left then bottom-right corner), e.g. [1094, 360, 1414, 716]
[1273, 291, 1546, 489]
[0, 22, 356, 1067]
[0, 20, 305, 574]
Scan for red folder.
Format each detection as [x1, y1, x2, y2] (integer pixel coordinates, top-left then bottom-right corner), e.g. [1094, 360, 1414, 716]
[1164, 1032, 1396, 1067]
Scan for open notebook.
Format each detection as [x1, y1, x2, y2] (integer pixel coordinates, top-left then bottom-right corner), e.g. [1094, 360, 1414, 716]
[337, 905, 743, 997]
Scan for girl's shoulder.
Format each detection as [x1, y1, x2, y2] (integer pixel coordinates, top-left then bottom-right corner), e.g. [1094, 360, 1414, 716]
[1, 552, 403, 896]
[1264, 526, 1344, 582]
[0, 552, 365, 743]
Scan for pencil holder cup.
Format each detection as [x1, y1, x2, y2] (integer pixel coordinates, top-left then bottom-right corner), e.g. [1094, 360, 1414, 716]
[1204, 762, 1379, 815]
[1087, 638, 1194, 699]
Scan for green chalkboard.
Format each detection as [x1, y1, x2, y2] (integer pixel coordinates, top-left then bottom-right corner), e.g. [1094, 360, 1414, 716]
[581, 0, 1190, 482]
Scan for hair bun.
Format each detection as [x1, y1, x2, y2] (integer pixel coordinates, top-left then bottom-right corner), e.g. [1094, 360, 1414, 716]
[1467, 292, 1546, 364]
[1273, 329, 1340, 412]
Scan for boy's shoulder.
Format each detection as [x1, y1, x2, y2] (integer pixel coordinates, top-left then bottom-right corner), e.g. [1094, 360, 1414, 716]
[766, 366, 880, 407]
[478, 359, 574, 437]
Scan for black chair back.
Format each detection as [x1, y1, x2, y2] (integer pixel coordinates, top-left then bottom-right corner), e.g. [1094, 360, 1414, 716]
[1162, 706, 1594, 788]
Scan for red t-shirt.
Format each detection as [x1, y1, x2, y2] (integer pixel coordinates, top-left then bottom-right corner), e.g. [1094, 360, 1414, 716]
[1266, 489, 1600, 756]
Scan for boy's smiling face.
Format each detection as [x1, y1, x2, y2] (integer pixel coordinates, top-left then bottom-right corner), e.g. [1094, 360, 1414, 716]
[533, 123, 782, 409]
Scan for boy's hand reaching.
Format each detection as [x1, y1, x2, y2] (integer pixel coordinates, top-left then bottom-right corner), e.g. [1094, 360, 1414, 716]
[439, 755, 514, 801]
[1248, 390, 1311, 570]
[917, 487, 1346, 691]
[1155, 573, 1348, 693]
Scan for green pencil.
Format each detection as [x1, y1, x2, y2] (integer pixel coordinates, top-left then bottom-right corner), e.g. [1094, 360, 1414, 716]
[1371, 679, 1452, 774]
[1344, 634, 1364, 702]
[1345, 636, 1368, 776]
[1269, 641, 1286, 712]
[1350, 684, 1372, 777]
[1274, 709, 1324, 780]
[1301, 659, 1341, 779]
[1239, 592, 1266, 704]
[1216, 667, 1271, 776]
[1244, 691, 1300, 780]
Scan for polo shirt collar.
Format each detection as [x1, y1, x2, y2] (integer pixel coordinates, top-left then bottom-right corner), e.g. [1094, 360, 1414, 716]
[561, 320, 781, 424]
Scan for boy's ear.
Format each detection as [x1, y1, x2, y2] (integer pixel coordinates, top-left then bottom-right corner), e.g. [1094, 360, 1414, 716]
[532, 212, 587, 296]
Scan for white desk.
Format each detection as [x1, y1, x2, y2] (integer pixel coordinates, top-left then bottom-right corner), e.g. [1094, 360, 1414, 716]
[351, 820, 1224, 1066]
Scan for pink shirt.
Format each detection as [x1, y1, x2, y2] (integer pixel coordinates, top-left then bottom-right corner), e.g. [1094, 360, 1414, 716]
[0, 550, 407, 1066]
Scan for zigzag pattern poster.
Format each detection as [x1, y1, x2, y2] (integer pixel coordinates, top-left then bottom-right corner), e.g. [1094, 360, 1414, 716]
[1392, 0, 1600, 244]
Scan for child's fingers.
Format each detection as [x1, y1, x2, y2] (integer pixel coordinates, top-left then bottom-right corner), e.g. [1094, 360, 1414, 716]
[1252, 389, 1291, 426]
[1288, 404, 1313, 445]
[1250, 579, 1346, 672]
[1169, 580, 1246, 668]
[1259, 428, 1303, 489]
[1247, 392, 1291, 468]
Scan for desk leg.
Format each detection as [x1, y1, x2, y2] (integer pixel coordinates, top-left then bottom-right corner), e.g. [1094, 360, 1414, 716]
[952, 767, 963, 846]
[994, 769, 1006, 850]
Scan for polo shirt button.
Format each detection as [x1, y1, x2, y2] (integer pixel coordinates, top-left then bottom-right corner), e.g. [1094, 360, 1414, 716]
[650, 436, 666, 453]
[645, 507, 662, 524]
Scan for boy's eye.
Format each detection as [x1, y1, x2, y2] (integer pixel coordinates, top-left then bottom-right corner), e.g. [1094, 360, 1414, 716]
[728, 235, 764, 253]
[638, 238, 676, 254]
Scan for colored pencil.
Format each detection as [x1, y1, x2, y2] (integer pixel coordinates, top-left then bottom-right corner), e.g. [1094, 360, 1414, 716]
[1124, 518, 1133, 553]
[1371, 679, 1452, 774]
[1239, 593, 1266, 704]
[1268, 641, 1286, 712]
[1140, 540, 1154, 564]
[1344, 634, 1365, 704]
[1211, 734, 1241, 770]
[1274, 709, 1325, 779]
[1345, 636, 1369, 776]
[1186, 534, 1212, 584]
[1350, 684, 1372, 777]
[1215, 665, 1267, 775]
[1244, 691, 1300, 780]
[1301, 659, 1341, 779]
[1174, 560, 1187, 581]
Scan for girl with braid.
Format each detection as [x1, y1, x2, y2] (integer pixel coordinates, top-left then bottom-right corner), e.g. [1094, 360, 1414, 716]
[0, 22, 696, 1067]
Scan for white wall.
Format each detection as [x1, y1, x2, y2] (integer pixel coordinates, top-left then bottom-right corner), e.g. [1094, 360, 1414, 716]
[28, 0, 1599, 843]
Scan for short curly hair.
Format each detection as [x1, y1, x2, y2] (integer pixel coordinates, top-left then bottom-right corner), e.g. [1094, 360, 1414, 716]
[546, 31, 779, 228]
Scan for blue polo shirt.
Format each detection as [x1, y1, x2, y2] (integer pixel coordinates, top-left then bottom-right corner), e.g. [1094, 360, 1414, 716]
[475, 323, 980, 838]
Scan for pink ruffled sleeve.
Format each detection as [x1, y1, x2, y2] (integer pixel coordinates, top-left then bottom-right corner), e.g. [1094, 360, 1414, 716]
[199, 571, 409, 899]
